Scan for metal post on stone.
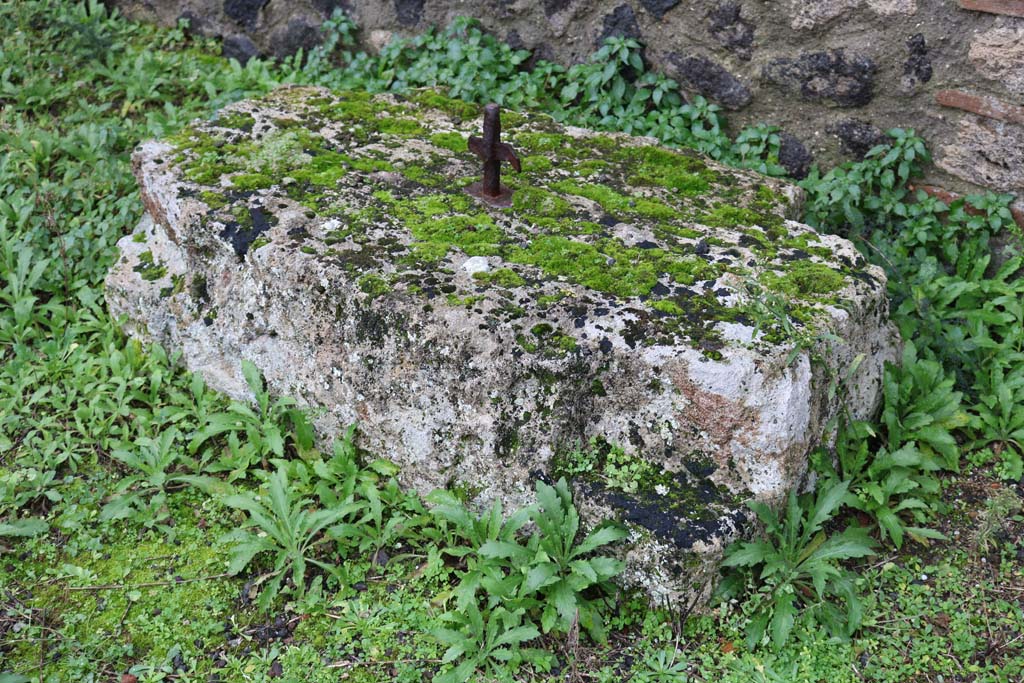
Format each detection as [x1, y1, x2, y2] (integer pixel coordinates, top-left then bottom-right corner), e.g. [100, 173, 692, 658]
[466, 103, 521, 207]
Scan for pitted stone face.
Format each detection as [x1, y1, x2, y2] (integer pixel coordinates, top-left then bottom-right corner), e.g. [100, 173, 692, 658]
[107, 85, 899, 606]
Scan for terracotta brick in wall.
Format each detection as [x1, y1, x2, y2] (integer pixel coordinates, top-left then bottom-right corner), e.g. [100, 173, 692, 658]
[958, 0, 1024, 19]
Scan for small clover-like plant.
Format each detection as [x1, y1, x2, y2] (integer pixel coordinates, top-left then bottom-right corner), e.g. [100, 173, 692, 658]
[603, 445, 653, 494]
[554, 438, 653, 494]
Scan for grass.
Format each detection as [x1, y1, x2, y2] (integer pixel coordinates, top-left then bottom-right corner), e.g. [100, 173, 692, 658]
[0, 1, 1022, 682]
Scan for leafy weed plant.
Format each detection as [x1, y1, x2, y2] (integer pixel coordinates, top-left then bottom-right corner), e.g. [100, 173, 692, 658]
[220, 465, 358, 610]
[478, 478, 627, 641]
[188, 360, 316, 479]
[719, 480, 876, 650]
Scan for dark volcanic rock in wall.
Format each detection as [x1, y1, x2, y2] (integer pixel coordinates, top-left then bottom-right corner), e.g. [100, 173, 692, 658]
[599, 4, 642, 44]
[506, 29, 526, 50]
[488, 0, 516, 19]
[222, 34, 261, 64]
[224, 0, 268, 28]
[312, 0, 349, 15]
[708, 2, 754, 61]
[544, 0, 573, 17]
[271, 18, 321, 59]
[395, 0, 424, 26]
[827, 118, 887, 158]
[507, 31, 557, 70]
[532, 43, 558, 68]
[641, 0, 680, 20]
[763, 49, 876, 107]
[902, 33, 932, 93]
[669, 54, 752, 110]
[778, 132, 812, 179]
[178, 11, 211, 36]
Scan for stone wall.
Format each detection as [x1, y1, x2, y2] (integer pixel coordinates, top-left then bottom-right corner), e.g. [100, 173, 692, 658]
[107, 0, 1024, 218]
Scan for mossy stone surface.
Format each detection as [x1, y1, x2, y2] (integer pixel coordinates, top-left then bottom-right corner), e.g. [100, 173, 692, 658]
[147, 85, 872, 358]
[109, 85, 899, 608]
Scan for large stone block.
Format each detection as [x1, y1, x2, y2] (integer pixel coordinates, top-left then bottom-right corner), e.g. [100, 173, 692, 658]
[969, 23, 1024, 97]
[788, 0, 916, 30]
[937, 115, 1024, 192]
[106, 86, 899, 604]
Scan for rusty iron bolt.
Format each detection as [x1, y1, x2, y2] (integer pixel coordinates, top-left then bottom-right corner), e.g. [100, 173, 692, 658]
[466, 103, 521, 207]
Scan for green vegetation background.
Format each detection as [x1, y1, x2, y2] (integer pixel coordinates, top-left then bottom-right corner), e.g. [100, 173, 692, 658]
[1, 1, 1022, 682]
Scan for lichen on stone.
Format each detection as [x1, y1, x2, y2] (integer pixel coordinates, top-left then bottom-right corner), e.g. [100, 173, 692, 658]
[160, 85, 854, 356]
[113, 84, 900, 607]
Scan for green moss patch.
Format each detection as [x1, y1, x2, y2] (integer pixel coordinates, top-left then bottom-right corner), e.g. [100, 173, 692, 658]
[511, 186, 572, 218]
[763, 261, 847, 298]
[473, 268, 525, 288]
[626, 146, 715, 196]
[230, 172, 274, 190]
[133, 250, 167, 281]
[550, 180, 680, 221]
[378, 192, 504, 260]
[516, 323, 577, 356]
[200, 190, 229, 209]
[521, 154, 553, 173]
[163, 87, 849, 352]
[358, 273, 391, 297]
[429, 131, 467, 152]
[377, 116, 425, 136]
[699, 203, 781, 231]
[410, 89, 479, 119]
[214, 111, 255, 130]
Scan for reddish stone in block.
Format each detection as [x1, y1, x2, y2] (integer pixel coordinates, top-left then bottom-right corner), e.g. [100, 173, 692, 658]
[936, 90, 1024, 126]
[958, 0, 1024, 18]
